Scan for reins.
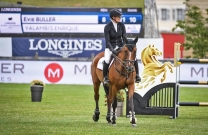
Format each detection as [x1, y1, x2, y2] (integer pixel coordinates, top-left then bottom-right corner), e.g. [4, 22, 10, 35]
[112, 53, 127, 76]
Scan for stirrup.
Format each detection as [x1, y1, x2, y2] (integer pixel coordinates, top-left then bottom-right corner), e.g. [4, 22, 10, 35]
[135, 75, 141, 83]
[103, 77, 110, 86]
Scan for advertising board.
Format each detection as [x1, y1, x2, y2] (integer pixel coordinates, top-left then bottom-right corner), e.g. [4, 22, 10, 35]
[12, 37, 105, 58]
[0, 61, 207, 85]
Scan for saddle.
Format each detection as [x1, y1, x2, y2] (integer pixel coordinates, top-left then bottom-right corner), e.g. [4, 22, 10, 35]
[97, 57, 114, 70]
[97, 47, 121, 70]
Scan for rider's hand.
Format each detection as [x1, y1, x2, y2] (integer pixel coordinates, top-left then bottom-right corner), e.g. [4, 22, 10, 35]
[111, 49, 118, 55]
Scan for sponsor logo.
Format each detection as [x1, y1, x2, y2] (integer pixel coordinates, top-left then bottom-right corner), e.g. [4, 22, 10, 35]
[0, 13, 22, 33]
[29, 38, 103, 58]
[100, 8, 108, 12]
[4, 17, 16, 24]
[0, 62, 24, 82]
[1, 77, 12, 82]
[1, 8, 21, 12]
[8, 17, 12, 20]
[127, 9, 138, 12]
[191, 67, 208, 77]
[126, 25, 141, 33]
[44, 63, 63, 83]
[118, 9, 122, 12]
[1, 63, 24, 73]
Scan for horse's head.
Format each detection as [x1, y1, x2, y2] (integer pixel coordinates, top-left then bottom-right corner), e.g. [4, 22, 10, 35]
[116, 36, 138, 73]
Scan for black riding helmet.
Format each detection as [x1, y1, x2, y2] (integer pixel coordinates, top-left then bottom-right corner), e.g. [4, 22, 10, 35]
[110, 8, 122, 18]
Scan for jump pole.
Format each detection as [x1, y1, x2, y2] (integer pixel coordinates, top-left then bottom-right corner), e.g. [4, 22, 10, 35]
[179, 81, 208, 85]
[178, 102, 208, 106]
[174, 42, 208, 108]
[178, 58, 208, 63]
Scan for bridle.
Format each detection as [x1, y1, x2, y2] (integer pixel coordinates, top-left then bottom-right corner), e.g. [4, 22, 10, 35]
[112, 44, 136, 79]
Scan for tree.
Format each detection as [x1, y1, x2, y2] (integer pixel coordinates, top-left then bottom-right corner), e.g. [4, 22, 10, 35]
[172, 0, 208, 58]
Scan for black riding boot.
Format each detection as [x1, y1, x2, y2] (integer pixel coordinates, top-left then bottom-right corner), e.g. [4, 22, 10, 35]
[134, 60, 141, 83]
[103, 61, 110, 86]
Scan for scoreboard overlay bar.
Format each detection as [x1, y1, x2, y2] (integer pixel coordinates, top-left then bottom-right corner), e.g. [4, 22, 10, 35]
[0, 7, 143, 35]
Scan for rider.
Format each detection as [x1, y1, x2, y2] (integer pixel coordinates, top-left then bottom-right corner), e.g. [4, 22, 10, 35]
[103, 8, 141, 86]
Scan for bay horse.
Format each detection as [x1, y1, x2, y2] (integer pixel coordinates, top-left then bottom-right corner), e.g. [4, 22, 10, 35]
[91, 36, 138, 127]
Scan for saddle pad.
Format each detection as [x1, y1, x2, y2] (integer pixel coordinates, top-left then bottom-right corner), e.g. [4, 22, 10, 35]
[97, 57, 114, 70]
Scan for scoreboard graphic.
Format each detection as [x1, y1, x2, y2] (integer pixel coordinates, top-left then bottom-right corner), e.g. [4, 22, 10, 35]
[0, 7, 143, 34]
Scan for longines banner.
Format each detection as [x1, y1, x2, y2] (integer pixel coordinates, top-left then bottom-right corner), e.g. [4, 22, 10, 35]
[11, 37, 163, 59]
[0, 60, 207, 85]
[12, 38, 105, 58]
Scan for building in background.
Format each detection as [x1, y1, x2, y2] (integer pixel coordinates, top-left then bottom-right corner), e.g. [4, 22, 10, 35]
[154, 0, 208, 58]
[155, 0, 185, 58]
[156, 0, 185, 32]
[143, 0, 185, 59]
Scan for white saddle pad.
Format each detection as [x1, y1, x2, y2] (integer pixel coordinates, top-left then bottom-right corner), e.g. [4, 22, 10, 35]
[97, 57, 114, 70]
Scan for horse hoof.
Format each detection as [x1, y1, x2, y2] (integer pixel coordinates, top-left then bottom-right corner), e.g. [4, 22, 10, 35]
[132, 124, 137, 127]
[112, 123, 117, 126]
[92, 115, 99, 122]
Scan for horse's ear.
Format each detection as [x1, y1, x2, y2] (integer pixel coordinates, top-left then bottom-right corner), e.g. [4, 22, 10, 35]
[123, 35, 128, 44]
[133, 36, 139, 44]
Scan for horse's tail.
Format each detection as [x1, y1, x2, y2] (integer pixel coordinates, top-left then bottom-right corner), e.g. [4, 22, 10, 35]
[91, 52, 104, 82]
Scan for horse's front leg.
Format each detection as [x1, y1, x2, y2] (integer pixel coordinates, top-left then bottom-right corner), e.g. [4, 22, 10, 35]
[106, 86, 116, 124]
[128, 84, 137, 127]
[111, 97, 117, 125]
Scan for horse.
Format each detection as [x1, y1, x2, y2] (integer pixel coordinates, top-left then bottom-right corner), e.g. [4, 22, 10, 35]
[91, 36, 138, 127]
[136, 44, 173, 89]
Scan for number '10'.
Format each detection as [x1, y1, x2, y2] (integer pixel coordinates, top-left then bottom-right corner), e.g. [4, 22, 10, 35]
[121, 17, 137, 23]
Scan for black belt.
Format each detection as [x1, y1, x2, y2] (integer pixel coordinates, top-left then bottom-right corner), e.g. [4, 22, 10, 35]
[111, 42, 123, 48]
[110, 39, 122, 43]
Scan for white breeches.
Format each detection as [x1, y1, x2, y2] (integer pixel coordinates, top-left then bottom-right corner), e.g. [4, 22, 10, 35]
[104, 48, 112, 64]
[104, 46, 119, 64]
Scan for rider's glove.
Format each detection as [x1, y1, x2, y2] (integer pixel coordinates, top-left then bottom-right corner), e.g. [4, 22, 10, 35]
[111, 49, 118, 55]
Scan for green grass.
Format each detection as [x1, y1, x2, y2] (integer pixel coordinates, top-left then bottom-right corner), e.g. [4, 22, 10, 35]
[0, 83, 208, 135]
[1, 0, 144, 8]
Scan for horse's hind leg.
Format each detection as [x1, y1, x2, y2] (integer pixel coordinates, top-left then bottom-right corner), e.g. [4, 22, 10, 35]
[92, 82, 101, 122]
[128, 85, 137, 127]
[106, 86, 117, 124]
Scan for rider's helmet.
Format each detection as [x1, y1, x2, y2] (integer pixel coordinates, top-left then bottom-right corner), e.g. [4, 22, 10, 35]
[109, 8, 122, 18]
